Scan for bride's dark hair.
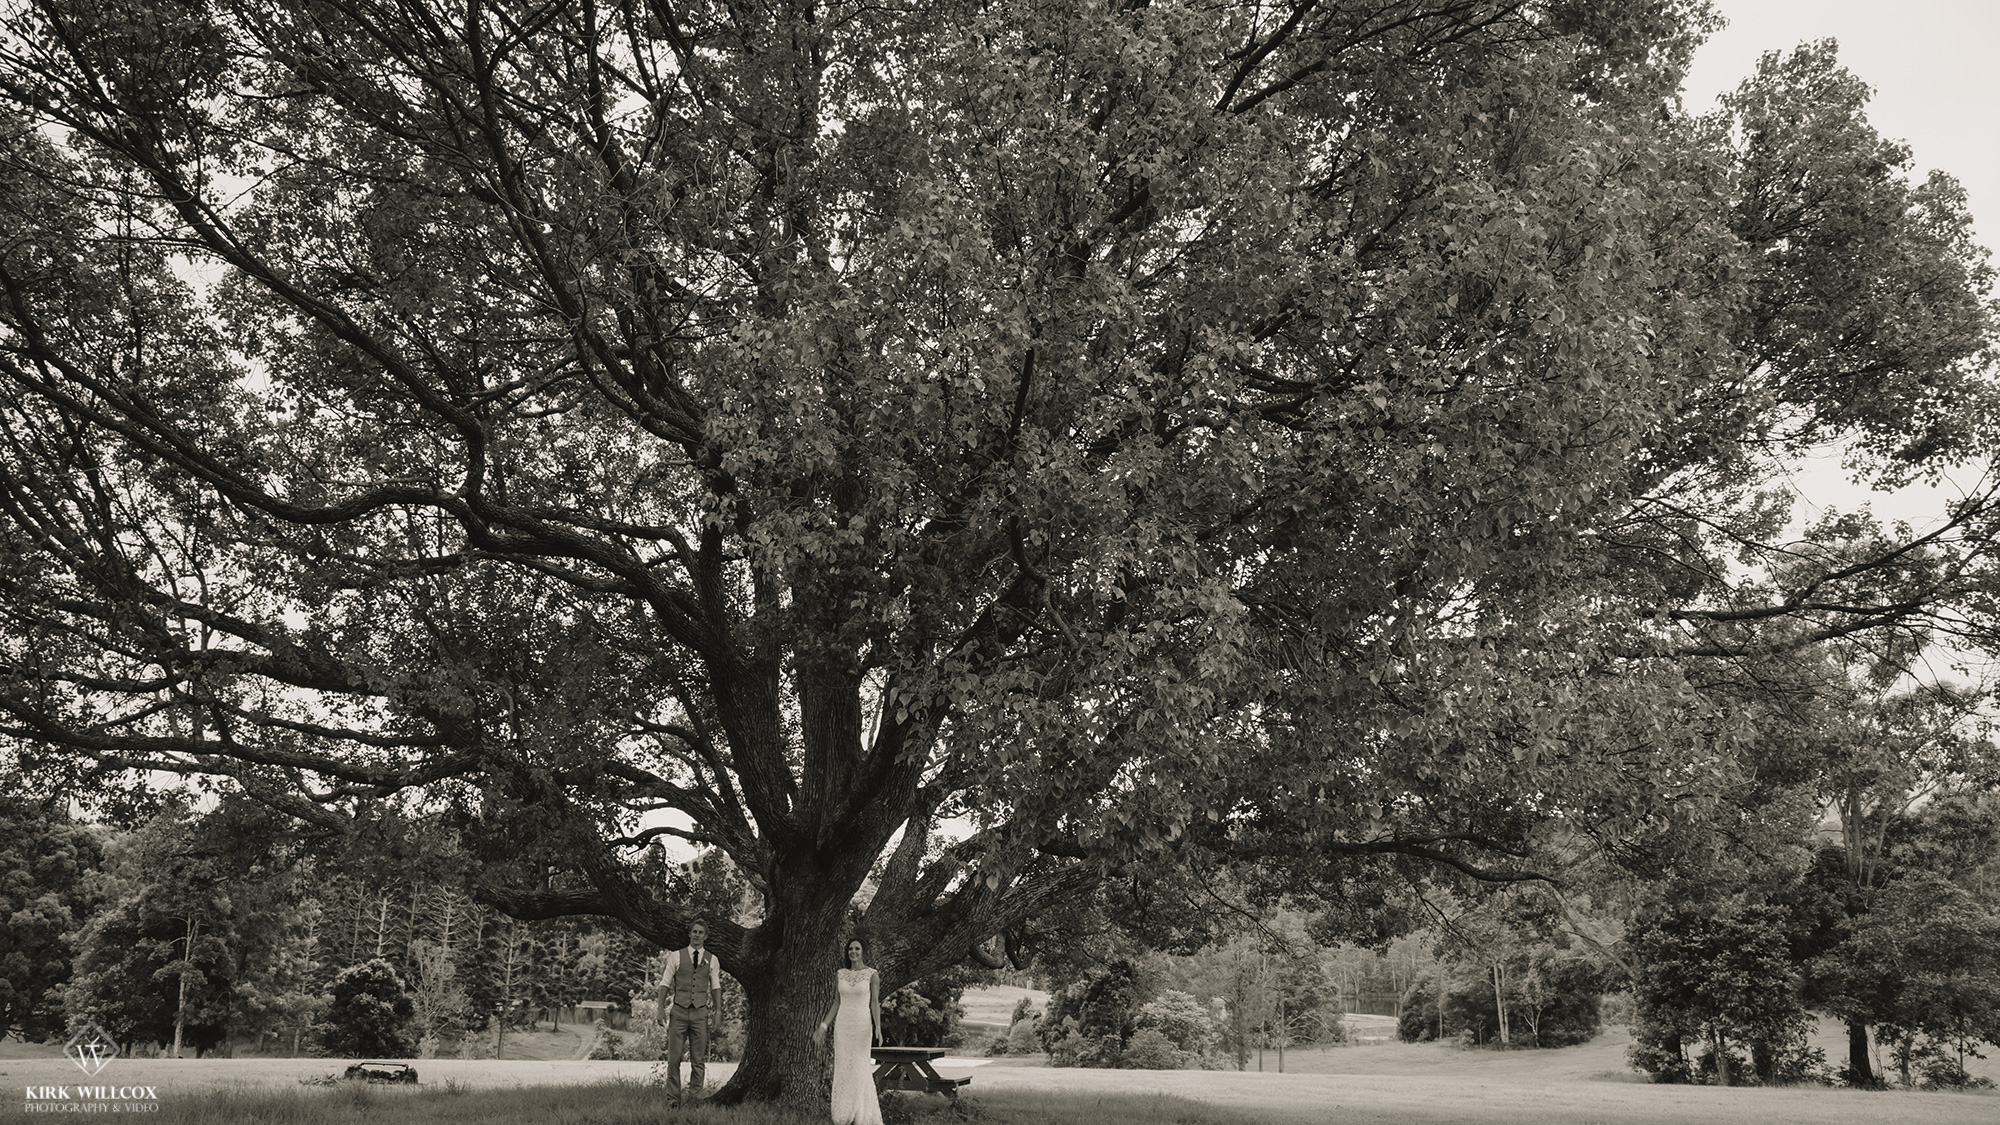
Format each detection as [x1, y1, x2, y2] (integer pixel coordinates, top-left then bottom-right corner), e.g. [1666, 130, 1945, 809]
[841, 935, 868, 969]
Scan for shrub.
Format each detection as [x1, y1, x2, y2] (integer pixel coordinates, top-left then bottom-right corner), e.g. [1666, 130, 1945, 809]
[1046, 1022, 1122, 1068]
[1919, 1054, 1996, 1090]
[1039, 960, 1152, 1054]
[1119, 1027, 1187, 1070]
[1515, 953, 1606, 1047]
[1765, 1040, 1832, 1086]
[1519, 987, 1602, 1048]
[319, 959, 415, 1058]
[586, 1029, 626, 1060]
[1398, 980, 1441, 1043]
[1898, 1038, 1997, 1091]
[879, 964, 979, 1047]
[1005, 1015, 1041, 1057]
[1044, 1022, 1086, 1067]
[1627, 1008, 1695, 1084]
[624, 997, 667, 1061]
[1135, 991, 1213, 1057]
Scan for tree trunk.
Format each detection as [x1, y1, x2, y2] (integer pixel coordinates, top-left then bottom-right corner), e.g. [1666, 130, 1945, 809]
[1846, 1019, 1873, 1086]
[1436, 960, 1446, 1041]
[708, 886, 846, 1107]
[1751, 1037, 1774, 1083]
[1235, 948, 1250, 1070]
[1713, 1031, 1732, 1086]
[496, 919, 520, 1061]
[1257, 950, 1267, 1071]
[1491, 964, 1509, 1045]
[171, 913, 198, 1059]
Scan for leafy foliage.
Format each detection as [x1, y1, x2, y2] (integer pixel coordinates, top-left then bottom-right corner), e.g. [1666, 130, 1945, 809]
[60, 802, 282, 1056]
[0, 0, 1995, 1103]
[879, 969, 973, 1049]
[1821, 862, 2000, 1088]
[0, 794, 100, 1042]
[1118, 1027, 1187, 1071]
[1627, 901, 1813, 1085]
[1134, 991, 1215, 1058]
[319, 959, 416, 1059]
[1039, 959, 1156, 1065]
[1395, 956, 1604, 1050]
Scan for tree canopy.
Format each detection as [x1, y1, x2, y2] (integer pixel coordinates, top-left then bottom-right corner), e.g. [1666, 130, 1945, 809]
[0, 0, 1994, 1102]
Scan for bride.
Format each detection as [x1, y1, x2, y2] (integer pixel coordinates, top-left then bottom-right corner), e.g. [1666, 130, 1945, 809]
[817, 937, 883, 1125]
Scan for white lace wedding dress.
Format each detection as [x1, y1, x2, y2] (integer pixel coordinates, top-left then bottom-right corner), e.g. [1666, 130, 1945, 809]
[830, 967, 882, 1125]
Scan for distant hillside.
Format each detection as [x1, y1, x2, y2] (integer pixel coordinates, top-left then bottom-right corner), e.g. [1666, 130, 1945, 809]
[961, 984, 1050, 1033]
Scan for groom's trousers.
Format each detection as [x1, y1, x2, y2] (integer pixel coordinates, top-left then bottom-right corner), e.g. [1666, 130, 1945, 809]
[664, 1004, 711, 1104]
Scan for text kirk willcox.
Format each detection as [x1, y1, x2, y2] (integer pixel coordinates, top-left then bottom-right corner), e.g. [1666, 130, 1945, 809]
[26, 1086, 160, 1100]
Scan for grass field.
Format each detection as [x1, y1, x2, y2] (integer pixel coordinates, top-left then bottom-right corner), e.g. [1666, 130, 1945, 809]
[7, 1009, 1995, 1124]
[8, 1080, 1270, 1125]
[957, 984, 1048, 1037]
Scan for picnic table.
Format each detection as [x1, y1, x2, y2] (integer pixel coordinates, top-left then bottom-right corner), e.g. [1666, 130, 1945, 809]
[870, 1045, 970, 1100]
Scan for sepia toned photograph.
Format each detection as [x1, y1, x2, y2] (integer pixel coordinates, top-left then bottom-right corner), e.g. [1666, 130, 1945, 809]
[1, 2, 1996, 1122]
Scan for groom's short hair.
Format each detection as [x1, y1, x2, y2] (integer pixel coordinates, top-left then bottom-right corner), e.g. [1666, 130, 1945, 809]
[688, 918, 709, 935]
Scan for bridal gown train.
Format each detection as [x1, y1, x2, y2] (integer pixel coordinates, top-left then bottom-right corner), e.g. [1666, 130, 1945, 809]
[830, 967, 882, 1125]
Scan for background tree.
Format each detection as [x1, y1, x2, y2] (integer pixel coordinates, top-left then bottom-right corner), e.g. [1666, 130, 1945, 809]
[1039, 959, 1157, 1069]
[1, 0, 1995, 1105]
[1809, 671, 1995, 1084]
[319, 958, 416, 1059]
[406, 937, 468, 1057]
[1842, 873, 2000, 1088]
[1627, 900, 1815, 1086]
[60, 803, 284, 1057]
[231, 896, 324, 1058]
[0, 793, 100, 1043]
[1133, 990, 1215, 1061]
[878, 961, 981, 1049]
[1808, 790, 2000, 1088]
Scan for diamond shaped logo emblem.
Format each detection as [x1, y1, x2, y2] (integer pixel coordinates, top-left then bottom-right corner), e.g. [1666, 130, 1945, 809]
[64, 1022, 119, 1076]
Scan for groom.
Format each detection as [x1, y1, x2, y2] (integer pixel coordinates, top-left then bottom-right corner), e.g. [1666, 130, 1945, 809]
[656, 919, 721, 1107]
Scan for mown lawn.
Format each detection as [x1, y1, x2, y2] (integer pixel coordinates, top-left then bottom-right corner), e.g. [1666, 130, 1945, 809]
[81, 1076, 2000, 1125]
[130, 1083, 1251, 1125]
[9, 1015, 1996, 1125]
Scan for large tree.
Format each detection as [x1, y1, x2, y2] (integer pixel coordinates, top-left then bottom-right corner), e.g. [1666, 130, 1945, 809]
[0, 0, 1994, 1102]
[0, 793, 100, 1043]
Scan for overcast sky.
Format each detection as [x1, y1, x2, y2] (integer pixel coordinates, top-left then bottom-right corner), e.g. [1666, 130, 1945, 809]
[1683, 0, 1999, 253]
[1680, 0, 2000, 530]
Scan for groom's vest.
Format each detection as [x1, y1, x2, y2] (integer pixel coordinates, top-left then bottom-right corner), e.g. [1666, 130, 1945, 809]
[670, 949, 712, 1009]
